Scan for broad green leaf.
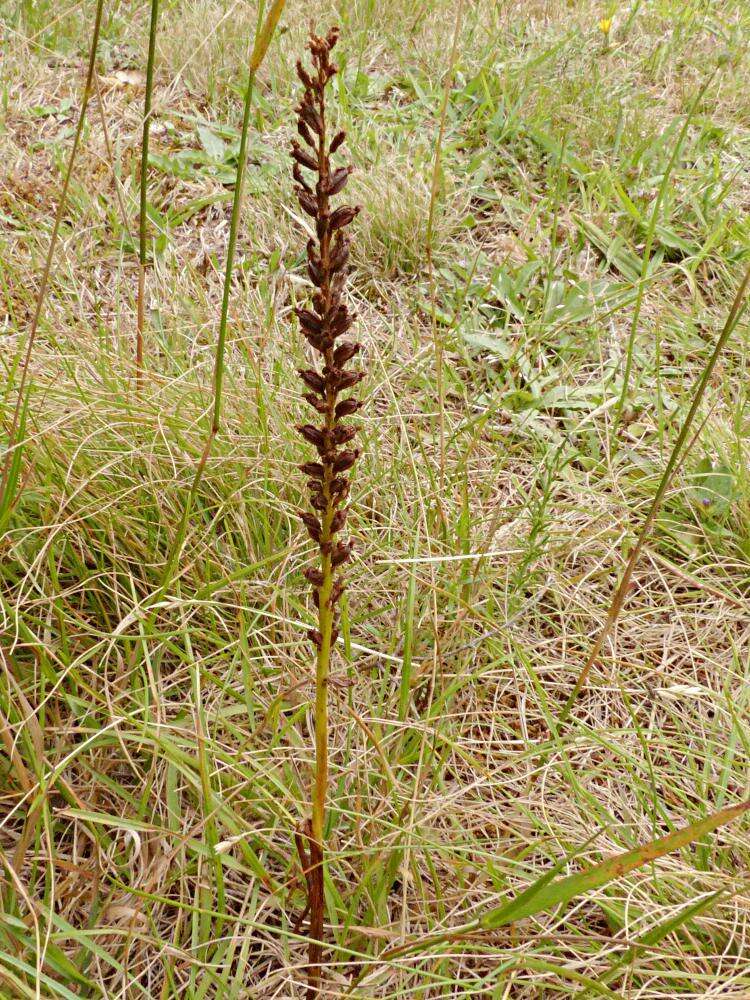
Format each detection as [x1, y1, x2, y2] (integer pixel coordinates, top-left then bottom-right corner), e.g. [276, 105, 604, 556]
[197, 124, 226, 160]
[461, 331, 513, 359]
[478, 800, 749, 929]
[385, 800, 749, 961]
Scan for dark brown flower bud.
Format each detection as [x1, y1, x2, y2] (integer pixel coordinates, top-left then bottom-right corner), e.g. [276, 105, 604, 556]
[298, 369, 326, 395]
[300, 512, 321, 542]
[326, 166, 352, 196]
[307, 260, 323, 286]
[303, 568, 324, 586]
[297, 424, 325, 447]
[291, 141, 318, 172]
[330, 130, 346, 153]
[329, 236, 350, 273]
[333, 341, 360, 366]
[293, 163, 312, 193]
[335, 397, 362, 419]
[297, 101, 322, 135]
[329, 205, 360, 231]
[332, 449, 360, 473]
[297, 189, 317, 217]
[330, 481, 350, 505]
[295, 308, 323, 335]
[298, 118, 315, 148]
[321, 361, 340, 379]
[332, 540, 354, 566]
[304, 393, 328, 414]
[330, 509, 347, 534]
[300, 462, 324, 479]
[296, 60, 314, 89]
[330, 271, 347, 304]
[329, 580, 345, 606]
[329, 305, 354, 338]
[301, 330, 326, 351]
[332, 370, 364, 393]
[331, 424, 357, 445]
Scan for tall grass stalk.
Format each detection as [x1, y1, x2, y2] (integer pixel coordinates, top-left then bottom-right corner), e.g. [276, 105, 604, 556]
[94, 71, 132, 238]
[560, 256, 750, 725]
[0, 0, 105, 512]
[136, 0, 161, 387]
[613, 75, 713, 430]
[157, 0, 286, 591]
[425, 0, 465, 492]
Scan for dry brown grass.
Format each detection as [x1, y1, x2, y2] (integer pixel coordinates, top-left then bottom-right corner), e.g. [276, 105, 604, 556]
[2, 0, 750, 996]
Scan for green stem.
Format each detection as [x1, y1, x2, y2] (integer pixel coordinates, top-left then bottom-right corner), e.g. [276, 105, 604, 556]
[211, 68, 256, 434]
[424, 0, 465, 492]
[137, 0, 161, 386]
[560, 256, 750, 725]
[159, 66, 259, 590]
[156, 63, 257, 585]
[613, 74, 713, 431]
[0, 0, 105, 512]
[154, 0, 286, 596]
[210, 0, 286, 433]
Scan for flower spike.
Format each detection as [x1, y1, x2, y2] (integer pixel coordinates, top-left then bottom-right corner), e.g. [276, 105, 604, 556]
[290, 26, 364, 998]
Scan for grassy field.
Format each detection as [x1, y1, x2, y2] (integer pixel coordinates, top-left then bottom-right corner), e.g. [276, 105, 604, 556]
[2, 1, 750, 996]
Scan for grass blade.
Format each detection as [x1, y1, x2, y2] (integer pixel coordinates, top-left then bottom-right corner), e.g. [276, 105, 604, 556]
[584, 890, 724, 994]
[425, 0, 465, 490]
[211, 0, 287, 433]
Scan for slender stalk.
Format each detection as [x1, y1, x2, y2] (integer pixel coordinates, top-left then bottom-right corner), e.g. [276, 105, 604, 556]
[425, 1, 465, 491]
[157, 0, 286, 591]
[94, 72, 133, 242]
[136, 0, 161, 388]
[290, 29, 363, 996]
[613, 75, 713, 431]
[0, 0, 105, 512]
[559, 257, 750, 726]
[212, 0, 286, 433]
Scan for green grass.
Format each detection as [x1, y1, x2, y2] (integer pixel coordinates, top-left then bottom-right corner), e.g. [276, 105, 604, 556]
[2, 1, 750, 997]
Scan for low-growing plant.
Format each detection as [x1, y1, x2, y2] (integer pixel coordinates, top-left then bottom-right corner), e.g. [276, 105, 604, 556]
[289, 26, 363, 997]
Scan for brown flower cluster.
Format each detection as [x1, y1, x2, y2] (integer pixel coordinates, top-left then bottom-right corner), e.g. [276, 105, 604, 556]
[292, 27, 362, 649]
